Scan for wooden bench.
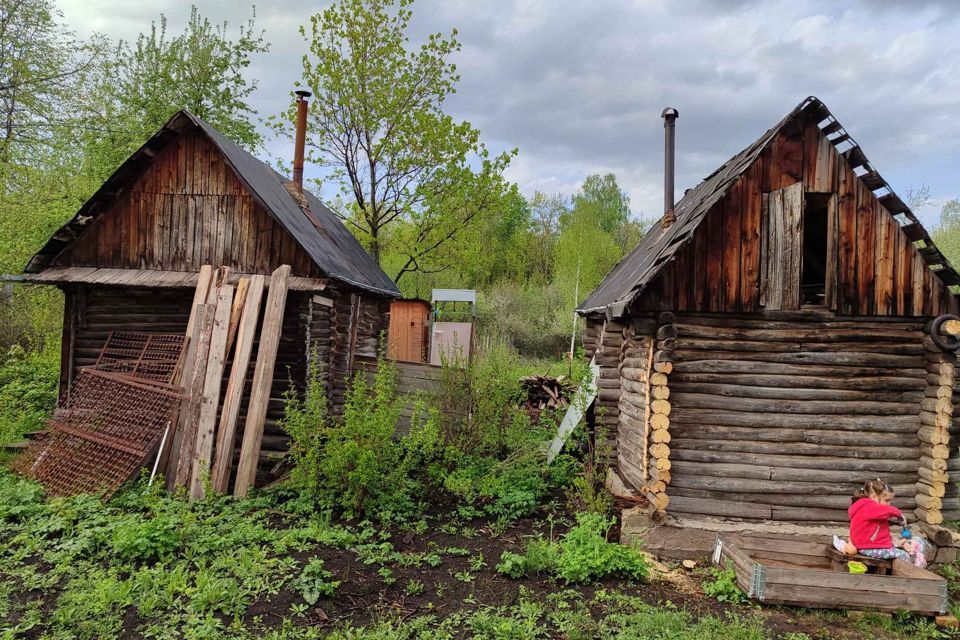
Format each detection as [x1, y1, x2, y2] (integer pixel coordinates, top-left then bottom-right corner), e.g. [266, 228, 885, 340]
[826, 547, 893, 575]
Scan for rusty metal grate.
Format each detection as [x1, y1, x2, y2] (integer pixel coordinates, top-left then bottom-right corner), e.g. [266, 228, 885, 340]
[11, 369, 183, 498]
[90, 332, 186, 383]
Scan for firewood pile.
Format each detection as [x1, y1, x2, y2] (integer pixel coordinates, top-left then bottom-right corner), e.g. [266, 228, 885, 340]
[519, 374, 575, 421]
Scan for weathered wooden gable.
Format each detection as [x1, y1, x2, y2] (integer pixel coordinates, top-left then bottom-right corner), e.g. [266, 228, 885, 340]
[55, 130, 321, 278]
[642, 110, 955, 317]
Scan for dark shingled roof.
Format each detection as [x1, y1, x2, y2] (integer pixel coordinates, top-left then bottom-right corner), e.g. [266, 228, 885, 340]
[25, 111, 401, 298]
[578, 96, 959, 317]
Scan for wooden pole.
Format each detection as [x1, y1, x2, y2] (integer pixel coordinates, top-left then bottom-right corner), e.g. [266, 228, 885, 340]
[641, 338, 654, 481]
[234, 265, 291, 497]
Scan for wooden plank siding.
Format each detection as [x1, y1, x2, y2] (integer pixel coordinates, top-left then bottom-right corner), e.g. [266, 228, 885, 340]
[642, 111, 956, 317]
[54, 131, 323, 279]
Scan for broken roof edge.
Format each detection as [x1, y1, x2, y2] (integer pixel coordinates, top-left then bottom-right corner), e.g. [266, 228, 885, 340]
[577, 96, 960, 318]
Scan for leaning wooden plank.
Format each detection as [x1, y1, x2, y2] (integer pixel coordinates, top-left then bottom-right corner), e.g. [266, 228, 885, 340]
[546, 358, 600, 464]
[173, 304, 216, 490]
[234, 265, 291, 497]
[210, 275, 265, 493]
[184, 265, 214, 341]
[225, 276, 250, 356]
[189, 284, 234, 499]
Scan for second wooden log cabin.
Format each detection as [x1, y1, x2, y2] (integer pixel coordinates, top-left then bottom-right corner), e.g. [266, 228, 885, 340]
[21, 110, 400, 486]
[578, 97, 960, 549]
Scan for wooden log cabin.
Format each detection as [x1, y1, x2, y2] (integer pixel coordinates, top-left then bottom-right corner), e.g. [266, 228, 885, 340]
[578, 97, 960, 554]
[20, 109, 400, 484]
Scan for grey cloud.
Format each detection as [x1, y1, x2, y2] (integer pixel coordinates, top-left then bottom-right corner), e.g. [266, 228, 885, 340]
[57, 0, 960, 220]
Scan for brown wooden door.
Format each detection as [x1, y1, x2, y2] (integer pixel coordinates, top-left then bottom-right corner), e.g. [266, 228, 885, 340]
[761, 182, 803, 310]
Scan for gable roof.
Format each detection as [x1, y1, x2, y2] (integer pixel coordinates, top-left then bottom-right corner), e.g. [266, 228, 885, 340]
[578, 96, 959, 317]
[25, 111, 400, 298]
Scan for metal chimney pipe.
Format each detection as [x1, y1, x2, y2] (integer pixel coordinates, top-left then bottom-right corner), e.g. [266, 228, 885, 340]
[661, 107, 679, 228]
[292, 90, 312, 191]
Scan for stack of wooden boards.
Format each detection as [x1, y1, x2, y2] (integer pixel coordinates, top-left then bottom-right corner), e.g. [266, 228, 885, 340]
[161, 264, 291, 499]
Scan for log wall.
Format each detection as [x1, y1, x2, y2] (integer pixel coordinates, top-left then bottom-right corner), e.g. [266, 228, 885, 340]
[594, 319, 625, 463]
[55, 130, 323, 278]
[616, 313, 674, 513]
[663, 311, 929, 523]
[313, 291, 390, 414]
[642, 111, 956, 317]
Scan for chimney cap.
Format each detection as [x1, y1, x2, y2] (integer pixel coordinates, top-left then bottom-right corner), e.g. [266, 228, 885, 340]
[661, 107, 679, 119]
[295, 89, 312, 99]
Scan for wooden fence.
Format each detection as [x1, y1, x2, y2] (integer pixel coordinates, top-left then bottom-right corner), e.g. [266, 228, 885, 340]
[354, 356, 446, 432]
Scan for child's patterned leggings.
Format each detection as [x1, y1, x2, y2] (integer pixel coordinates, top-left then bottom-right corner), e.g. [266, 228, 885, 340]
[858, 547, 911, 562]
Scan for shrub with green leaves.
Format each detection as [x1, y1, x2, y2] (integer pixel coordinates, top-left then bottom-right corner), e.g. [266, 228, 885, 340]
[282, 353, 444, 522]
[554, 514, 648, 584]
[290, 558, 340, 605]
[0, 343, 59, 446]
[111, 513, 182, 563]
[702, 563, 747, 603]
[497, 516, 646, 584]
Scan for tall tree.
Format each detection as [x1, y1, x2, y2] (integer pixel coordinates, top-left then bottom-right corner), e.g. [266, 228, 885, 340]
[290, 0, 514, 281]
[554, 173, 650, 316]
[80, 5, 268, 178]
[0, 0, 101, 273]
[933, 199, 960, 268]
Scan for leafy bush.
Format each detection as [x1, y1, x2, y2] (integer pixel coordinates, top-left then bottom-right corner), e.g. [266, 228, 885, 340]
[496, 536, 558, 578]
[702, 563, 747, 603]
[554, 514, 648, 584]
[282, 353, 443, 522]
[475, 282, 571, 358]
[0, 343, 59, 446]
[497, 516, 647, 584]
[111, 513, 182, 563]
[290, 558, 340, 605]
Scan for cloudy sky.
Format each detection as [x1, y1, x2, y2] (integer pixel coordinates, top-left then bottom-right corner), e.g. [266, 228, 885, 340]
[58, 0, 959, 227]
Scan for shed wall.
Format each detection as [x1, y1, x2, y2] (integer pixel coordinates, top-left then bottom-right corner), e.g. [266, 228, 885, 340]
[55, 131, 322, 278]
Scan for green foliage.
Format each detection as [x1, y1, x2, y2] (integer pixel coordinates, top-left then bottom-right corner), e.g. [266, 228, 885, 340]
[553, 514, 648, 584]
[0, 343, 59, 446]
[702, 563, 748, 603]
[290, 0, 514, 280]
[282, 353, 442, 521]
[497, 516, 647, 585]
[81, 4, 269, 175]
[110, 513, 182, 563]
[290, 558, 340, 605]
[933, 199, 960, 268]
[281, 352, 331, 498]
[496, 537, 559, 579]
[475, 283, 571, 359]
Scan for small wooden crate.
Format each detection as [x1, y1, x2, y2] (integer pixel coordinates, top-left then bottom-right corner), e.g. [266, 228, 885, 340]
[713, 534, 947, 615]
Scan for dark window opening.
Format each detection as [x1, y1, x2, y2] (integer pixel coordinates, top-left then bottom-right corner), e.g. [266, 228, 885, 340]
[802, 194, 830, 305]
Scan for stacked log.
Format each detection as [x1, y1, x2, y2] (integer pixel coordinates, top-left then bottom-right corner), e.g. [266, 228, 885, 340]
[593, 319, 626, 463]
[916, 338, 957, 525]
[665, 312, 928, 524]
[521, 374, 573, 416]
